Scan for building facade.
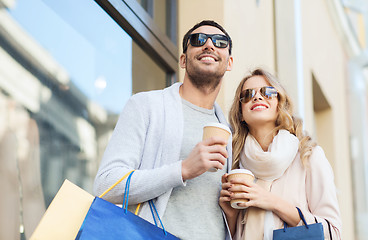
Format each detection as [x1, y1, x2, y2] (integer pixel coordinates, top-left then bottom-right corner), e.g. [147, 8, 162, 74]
[0, 0, 366, 239]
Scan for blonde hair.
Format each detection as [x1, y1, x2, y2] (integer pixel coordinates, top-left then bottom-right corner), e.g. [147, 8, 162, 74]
[229, 68, 316, 169]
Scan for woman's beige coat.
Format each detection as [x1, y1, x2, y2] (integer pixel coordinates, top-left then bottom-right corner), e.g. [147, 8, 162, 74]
[234, 146, 342, 240]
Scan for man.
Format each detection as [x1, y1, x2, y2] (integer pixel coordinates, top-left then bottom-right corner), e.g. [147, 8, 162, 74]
[94, 20, 233, 239]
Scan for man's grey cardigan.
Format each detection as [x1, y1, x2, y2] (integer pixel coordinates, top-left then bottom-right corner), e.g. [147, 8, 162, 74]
[93, 82, 232, 235]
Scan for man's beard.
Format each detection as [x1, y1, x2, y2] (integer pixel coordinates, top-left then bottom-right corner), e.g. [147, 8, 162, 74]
[186, 55, 227, 92]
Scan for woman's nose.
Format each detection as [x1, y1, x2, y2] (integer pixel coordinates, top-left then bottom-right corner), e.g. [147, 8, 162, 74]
[252, 90, 264, 101]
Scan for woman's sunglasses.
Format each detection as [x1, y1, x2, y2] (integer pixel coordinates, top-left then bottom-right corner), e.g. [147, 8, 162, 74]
[188, 33, 229, 49]
[239, 86, 278, 103]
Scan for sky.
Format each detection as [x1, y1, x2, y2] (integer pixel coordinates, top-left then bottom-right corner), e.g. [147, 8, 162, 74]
[8, 0, 133, 114]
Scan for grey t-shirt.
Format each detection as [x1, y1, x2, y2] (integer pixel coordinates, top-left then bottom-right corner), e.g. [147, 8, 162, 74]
[162, 99, 227, 240]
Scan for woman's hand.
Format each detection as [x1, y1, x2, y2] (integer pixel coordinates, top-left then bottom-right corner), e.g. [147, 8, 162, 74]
[219, 174, 239, 216]
[228, 178, 301, 226]
[219, 174, 240, 236]
[228, 178, 275, 211]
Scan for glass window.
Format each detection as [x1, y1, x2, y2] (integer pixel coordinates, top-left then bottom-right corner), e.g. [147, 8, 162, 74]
[9, 0, 132, 114]
[342, 0, 368, 49]
[0, 0, 171, 238]
[5, 0, 133, 204]
[134, 0, 177, 43]
[136, 0, 154, 16]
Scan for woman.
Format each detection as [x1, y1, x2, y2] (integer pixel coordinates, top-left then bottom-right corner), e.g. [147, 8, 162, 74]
[219, 68, 341, 239]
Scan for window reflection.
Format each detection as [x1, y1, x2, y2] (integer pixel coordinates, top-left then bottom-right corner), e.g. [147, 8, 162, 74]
[0, 0, 168, 238]
[0, 97, 45, 240]
[8, 0, 133, 114]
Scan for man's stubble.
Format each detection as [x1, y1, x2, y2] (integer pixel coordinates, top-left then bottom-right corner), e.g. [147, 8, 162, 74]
[185, 53, 229, 93]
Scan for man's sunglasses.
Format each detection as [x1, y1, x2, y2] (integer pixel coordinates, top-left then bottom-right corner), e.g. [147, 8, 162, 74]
[188, 33, 229, 49]
[240, 86, 278, 103]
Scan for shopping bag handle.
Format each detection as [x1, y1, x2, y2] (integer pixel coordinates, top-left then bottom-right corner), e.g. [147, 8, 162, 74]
[98, 170, 142, 214]
[282, 207, 332, 240]
[282, 207, 309, 230]
[98, 170, 168, 236]
[98, 170, 135, 198]
[123, 171, 168, 235]
[122, 171, 133, 211]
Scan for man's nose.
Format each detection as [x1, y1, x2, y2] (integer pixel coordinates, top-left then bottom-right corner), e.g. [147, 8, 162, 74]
[202, 37, 215, 51]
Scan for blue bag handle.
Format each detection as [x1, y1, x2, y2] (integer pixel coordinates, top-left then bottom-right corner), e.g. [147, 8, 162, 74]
[281, 207, 333, 240]
[122, 171, 169, 236]
[282, 207, 309, 231]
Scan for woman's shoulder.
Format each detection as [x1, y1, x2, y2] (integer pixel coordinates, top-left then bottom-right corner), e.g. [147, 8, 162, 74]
[310, 145, 325, 158]
[309, 145, 327, 164]
[307, 145, 334, 176]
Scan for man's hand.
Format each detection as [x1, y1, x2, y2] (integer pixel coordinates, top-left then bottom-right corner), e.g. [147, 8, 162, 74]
[181, 136, 228, 181]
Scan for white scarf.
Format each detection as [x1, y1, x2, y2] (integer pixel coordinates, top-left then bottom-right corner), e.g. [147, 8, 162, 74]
[240, 129, 299, 181]
[239, 129, 299, 240]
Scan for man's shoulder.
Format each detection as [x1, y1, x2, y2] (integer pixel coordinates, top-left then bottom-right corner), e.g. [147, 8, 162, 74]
[131, 82, 180, 101]
[126, 83, 181, 113]
[129, 88, 164, 107]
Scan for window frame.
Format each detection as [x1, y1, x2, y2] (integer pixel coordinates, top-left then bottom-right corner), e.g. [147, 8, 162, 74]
[94, 0, 178, 85]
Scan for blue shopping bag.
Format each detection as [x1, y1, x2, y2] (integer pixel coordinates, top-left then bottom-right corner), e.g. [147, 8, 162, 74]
[273, 207, 324, 240]
[76, 171, 179, 240]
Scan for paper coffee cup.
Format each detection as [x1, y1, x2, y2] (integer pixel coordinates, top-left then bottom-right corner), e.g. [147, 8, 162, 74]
[227, 169, 255, 209]
[202, 123, 231, 172]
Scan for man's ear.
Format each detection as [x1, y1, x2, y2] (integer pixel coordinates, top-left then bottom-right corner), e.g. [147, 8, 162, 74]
[179, 53, 186, 69]
[226, 56, 234, 71]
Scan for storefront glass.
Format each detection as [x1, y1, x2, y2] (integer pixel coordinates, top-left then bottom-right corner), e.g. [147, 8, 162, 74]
[0, 0, 172, 238]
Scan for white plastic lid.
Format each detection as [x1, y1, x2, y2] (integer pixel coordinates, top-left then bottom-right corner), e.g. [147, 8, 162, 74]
[228, 169, 254, 176]
[204, 122, 231, 134]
